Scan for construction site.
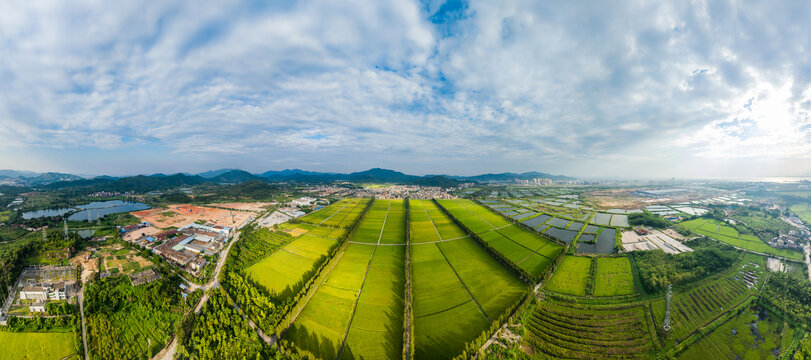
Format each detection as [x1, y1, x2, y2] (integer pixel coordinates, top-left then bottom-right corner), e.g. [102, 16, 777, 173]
[131, 204, 256, 230]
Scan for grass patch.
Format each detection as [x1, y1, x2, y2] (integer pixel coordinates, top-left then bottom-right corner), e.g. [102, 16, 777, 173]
[0, 330, 77, 360]
[593, 257, 635, 297]
[545, 256, 591, 296]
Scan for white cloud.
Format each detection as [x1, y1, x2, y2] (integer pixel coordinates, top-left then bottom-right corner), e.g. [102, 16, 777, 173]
[1, 0, 810, 176]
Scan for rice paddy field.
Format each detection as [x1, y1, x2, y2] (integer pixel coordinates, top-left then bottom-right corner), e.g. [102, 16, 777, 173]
[411, 199, 526, 359]
[0, 331, 78, 360]
[681, 218, 803, 260]
[247, 204, 355, 298]
[285, 199, 406, 359]
[297, 198, 370, 228]
[524, 300, 656, 359]
[651, 257, 764, 342]
[545, 256, 591, 296]
[593, 257, 635, 297]
[437, 199, 563, 277]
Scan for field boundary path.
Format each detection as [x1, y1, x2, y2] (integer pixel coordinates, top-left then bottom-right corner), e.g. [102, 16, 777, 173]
[453, 199, 497, 229]
[318, 202, 351, 226]
[335, 242, 382, 359]
[434, 243, 491, 322]
[376, 201, 392, 245]
[423, 201, 491, 322]
[79, 286, 88, 360]
[280, 245, 348, 334]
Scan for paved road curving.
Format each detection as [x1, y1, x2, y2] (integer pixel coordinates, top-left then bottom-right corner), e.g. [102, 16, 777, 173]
[151, 230, 241, 360]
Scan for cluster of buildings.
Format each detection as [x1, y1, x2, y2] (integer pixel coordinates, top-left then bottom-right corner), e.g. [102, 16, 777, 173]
[147, 223, 232, 276]
[0, 266, 79, 317]
[6, 197, 23, 208]
[89, 191, 125, 197]
[769, 229, 808, 250]
[129, 268, 162, 287]
[348, 185, 458, 199]
[118, 222, 152, 233]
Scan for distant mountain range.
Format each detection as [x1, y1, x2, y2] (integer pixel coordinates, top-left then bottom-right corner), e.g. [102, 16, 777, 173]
[0, 170, 85, 186]
[0, 168, 573, 191]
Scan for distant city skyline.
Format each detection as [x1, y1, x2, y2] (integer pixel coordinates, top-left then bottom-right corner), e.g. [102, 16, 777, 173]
[1, 1, 810, 178]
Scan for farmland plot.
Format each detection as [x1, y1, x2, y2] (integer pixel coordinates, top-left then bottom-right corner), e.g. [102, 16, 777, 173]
[298, 198, 369, 228]
[246, 231, 340, 298]
[0, 331, 77, 360]
[286, 199, 406, 359]
[438, 199, 563, 277]
[677, 305, 796, 360]
[610, 214, 629, 227]
[651, 259, 764, 341]
[545, 256, 591, 296]
[524, 300, 655, 359]
[593, 257, 635, 297]
[592, 213, 612, 226]
[411, 200, 525, 359]
[681, 219, 802, 260]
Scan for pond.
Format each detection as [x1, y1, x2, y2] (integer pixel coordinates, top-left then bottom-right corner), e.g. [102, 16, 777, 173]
[68, 201, 149, 221]
[21, 200, 150, 222]
[577, 228, 616, 254]
[22, 208, 74, 219]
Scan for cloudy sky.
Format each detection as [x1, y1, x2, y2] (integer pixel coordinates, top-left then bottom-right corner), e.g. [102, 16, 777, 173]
[1, 0, 810, 178]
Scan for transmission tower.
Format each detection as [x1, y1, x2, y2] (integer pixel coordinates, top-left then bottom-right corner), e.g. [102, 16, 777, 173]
[64, 218, 68, 238]
[663, 284, 672, 332]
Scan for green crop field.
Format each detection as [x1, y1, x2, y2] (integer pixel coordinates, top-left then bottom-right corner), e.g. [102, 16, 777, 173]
[524, 300, 656, 358]
[410, 199, 525, 359]
[651, 257, 764, 341]
[545, 256, 591, 296]
[0, 331, 77, 360]
[791, 203, 811, 225]
[286, 199, 407, 359]
[593, 257, 635, 297]
[677, 305, 796, 359]
[681, 218, 803, 260]
[298, 198, 369, 228]
[409, 199, 467, 242]
[437, 199, 563, 277]
[349, 199, 405, 244]
[246, 231, 339, 298]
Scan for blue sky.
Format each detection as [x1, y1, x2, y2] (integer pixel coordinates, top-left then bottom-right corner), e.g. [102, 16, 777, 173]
[1, 0, 810, 178]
